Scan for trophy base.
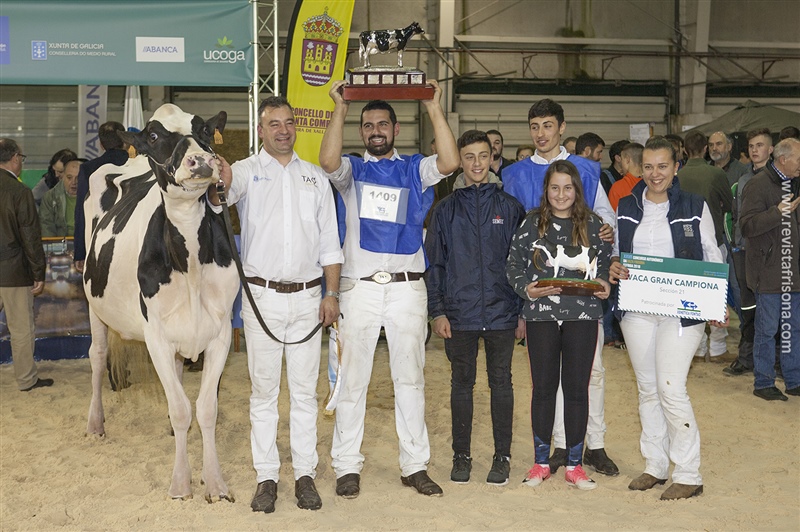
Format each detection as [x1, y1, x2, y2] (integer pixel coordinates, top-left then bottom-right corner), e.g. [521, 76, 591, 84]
[536, 278, 603, 297]
[343, 68, 434, 101]
[342, 84, 434, 101]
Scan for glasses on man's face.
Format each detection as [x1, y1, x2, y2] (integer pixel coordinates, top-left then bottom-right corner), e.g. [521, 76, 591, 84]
[16, 153, 27, 162]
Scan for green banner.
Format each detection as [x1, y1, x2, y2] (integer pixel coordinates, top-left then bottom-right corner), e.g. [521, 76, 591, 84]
[0, 0, 253, 86]
[621, 252, 729, 279]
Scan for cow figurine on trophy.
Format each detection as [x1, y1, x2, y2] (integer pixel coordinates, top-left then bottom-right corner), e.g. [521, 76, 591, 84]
[531, 238, 605, 296]
[343, 21, 434, 101]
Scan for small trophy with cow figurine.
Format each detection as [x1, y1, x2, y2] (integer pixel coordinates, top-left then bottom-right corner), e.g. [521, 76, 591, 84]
[531, 238, 605, 296]
[342, 21, 435, 101]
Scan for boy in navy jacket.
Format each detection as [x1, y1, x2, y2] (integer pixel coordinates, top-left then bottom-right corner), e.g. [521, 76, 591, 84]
[425, 130, 525, 486]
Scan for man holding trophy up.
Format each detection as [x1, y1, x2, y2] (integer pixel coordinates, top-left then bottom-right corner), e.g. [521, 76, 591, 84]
[320, 78, 458, 499]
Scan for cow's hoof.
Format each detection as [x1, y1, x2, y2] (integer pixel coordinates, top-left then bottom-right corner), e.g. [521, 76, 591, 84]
[186, 353, 204, 372]
[205, 493, 235, 504]
[170, 493, 193, 501]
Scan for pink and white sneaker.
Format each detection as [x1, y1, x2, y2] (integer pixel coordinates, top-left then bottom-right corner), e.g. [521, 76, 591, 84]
[522, 464, 551, 487]
[565, 465, 597, 490]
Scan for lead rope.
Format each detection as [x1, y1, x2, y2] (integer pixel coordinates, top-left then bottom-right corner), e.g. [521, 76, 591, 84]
[215, 181, 322, 345]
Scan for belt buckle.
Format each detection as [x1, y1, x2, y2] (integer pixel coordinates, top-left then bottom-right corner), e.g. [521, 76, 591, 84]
[371, 271, 393, 284]
[274, 282, 294, 294]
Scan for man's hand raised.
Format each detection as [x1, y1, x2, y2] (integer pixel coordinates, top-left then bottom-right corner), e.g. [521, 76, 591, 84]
[329, 80, 349, 107]
[421, 80, 443, 109]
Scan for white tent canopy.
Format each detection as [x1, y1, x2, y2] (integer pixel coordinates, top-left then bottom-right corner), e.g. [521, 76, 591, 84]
[684, 100, 800, 136]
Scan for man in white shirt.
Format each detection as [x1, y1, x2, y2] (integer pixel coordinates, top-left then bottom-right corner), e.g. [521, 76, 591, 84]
[319, 80, 459, 498]
[502, 98, 619, 478]
[212, 96, 343, 514]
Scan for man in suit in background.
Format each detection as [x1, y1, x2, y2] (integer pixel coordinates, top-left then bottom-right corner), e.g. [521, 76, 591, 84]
[0, 138, 52, 392]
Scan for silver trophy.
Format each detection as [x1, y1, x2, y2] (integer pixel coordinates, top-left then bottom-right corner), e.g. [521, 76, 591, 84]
[343, 21, 433, 101]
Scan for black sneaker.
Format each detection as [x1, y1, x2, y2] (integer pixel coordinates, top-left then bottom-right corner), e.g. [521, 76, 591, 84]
[486, 454, 510, 486]
[753, 386, 788, 401]
[20, 378, 54, 392]
[450, 453, 471, 483]
[548, 448, 568, 473]
[723, 360, 752, 376]
[583, 447, 620, 476]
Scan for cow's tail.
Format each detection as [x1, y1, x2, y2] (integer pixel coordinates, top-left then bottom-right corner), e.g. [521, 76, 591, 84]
[107, 329, 160, 399]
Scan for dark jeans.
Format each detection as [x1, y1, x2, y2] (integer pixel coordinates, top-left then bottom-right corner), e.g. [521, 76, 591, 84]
[526, 320, 596, 464]
[726, 244, 742, 321]
[753, 291, 800, 390]
[732, 249, 755, 367]
[602, 283, 623, 343]
[444, 329, 515, 457]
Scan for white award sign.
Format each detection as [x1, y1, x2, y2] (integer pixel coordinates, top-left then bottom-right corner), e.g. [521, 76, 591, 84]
[618, 252, 728, 322]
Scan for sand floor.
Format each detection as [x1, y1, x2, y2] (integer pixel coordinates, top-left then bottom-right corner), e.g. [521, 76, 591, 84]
[1, 328, 798, 531]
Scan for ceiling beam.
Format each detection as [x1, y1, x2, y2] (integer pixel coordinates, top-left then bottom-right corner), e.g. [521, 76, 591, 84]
[453, 35, 670, 47]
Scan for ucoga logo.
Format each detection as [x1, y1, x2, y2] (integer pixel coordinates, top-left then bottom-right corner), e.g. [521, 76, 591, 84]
[203, 49, 245, 63]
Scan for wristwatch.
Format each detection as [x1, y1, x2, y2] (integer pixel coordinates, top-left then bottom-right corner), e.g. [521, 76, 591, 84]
[325, 290, 340, 301]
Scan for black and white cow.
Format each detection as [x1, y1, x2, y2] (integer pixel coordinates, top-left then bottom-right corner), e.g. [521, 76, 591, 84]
[359, 21, 424, 68]
[532, 237, 599, 280]
[83, 104, 239, 502]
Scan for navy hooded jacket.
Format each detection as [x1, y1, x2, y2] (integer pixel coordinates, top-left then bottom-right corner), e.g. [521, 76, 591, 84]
[424, 182, 525, 331]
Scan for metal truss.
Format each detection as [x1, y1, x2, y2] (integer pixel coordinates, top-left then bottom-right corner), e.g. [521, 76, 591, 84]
[250, 0, 279, 154]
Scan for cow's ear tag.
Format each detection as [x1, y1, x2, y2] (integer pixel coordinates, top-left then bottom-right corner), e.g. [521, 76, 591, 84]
[127, 145, 137, 158]
[214, 129, 223, 145]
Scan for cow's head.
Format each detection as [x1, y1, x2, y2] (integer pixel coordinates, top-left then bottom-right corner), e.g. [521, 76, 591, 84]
[532, 238, 557, 258]
[119, 104, 227, 196]
[408, 22, 424, 35]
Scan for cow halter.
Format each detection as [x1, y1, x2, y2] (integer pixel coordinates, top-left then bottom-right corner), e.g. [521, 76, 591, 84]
[146, 135, 219, 192]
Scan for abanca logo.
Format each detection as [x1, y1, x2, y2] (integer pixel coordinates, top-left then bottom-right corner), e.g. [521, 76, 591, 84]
[135, 37, 184, 62]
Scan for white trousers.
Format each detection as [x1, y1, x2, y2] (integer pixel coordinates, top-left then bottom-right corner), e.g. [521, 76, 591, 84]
[695, 326, 729, 357]
[621, 313, 704, 485]
[553, 322, 606, 450]
[332, 278, 430, 478]
[242, 284, 322, 483]
[696, 243, 729, 357]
